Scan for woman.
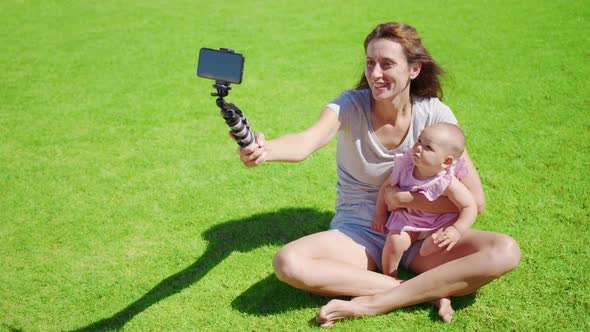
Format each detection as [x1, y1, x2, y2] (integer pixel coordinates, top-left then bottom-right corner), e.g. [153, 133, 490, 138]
[237, 22, 520, 326]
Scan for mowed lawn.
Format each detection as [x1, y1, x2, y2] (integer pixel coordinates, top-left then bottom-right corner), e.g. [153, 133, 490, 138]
[1, 1, 588, 331]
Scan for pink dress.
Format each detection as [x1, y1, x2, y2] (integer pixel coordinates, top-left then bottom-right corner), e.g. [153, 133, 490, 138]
[384, 151, 468, 237]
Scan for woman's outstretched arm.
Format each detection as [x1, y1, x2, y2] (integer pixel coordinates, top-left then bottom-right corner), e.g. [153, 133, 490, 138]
[238, 107, 339, 167]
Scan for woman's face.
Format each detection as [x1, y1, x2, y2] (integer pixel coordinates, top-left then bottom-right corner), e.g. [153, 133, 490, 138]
[365, 38, 420, 101]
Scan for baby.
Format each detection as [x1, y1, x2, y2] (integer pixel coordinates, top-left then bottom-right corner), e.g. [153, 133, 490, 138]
[372, 123, 478, 278]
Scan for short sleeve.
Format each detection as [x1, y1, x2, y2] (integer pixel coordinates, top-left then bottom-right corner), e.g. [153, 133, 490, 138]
[326, 90, 368, 127]
[411, 97, 459, 147]
[425, 98, 458, 127]
[326, 91, 354, 117]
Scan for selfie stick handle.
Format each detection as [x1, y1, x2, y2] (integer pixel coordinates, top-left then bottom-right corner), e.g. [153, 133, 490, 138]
[212, 81, 255, 147]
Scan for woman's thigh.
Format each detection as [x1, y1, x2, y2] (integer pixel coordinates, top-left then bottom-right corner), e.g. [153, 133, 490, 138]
[278, 230, 376, 270]
[409, 229, 520, 274]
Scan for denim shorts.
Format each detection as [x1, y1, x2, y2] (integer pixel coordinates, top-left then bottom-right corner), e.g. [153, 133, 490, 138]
[329, 203, 422, 271]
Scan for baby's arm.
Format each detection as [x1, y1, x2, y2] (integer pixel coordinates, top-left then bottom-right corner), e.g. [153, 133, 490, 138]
[434, 176, 478, 251]
[371, 179, 391, 234]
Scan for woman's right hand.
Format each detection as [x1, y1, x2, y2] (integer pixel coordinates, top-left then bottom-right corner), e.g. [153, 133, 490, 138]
[383, 185, 413, 211]
[237, 132, 267, 167]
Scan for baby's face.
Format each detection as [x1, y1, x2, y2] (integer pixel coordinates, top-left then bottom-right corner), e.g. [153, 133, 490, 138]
[410, 127, 454, 174]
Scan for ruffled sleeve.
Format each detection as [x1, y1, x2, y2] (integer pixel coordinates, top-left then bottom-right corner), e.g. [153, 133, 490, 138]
[417, 157, 469, 201]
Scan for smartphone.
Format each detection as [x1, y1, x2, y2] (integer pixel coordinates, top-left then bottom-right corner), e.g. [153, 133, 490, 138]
[197, 48, 245, 84]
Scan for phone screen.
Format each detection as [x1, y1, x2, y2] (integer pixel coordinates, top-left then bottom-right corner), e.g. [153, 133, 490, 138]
[197, 48, 244, 84]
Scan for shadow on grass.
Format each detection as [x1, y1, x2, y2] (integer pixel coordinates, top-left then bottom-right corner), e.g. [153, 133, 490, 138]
[231, 273, 331, 316]
[71, 207, 331, 331]
[1, 324, 25, 332]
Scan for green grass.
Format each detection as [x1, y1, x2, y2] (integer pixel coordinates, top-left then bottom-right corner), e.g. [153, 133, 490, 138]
[1, 0, 589, 331]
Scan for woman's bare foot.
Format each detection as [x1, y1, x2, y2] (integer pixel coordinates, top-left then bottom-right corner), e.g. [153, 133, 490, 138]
[317, 296, 453, 327]
[431, 297, 454, 322]
[316, 297, 377, 328]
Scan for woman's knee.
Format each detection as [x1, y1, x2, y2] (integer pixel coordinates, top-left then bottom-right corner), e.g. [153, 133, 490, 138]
[273, 246, 305, 284]
[501, 234, 522, 271]
[486, 234, 521, 277]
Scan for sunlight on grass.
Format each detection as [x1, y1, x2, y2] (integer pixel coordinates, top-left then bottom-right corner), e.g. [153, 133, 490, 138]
[1, 0, 589, 331]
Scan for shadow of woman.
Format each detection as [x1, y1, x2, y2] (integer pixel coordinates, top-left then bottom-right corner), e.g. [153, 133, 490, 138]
[71, 207, 332, 331]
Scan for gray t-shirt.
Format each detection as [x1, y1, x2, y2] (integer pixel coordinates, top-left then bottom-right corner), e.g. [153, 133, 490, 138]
[326, 89, 457, 210]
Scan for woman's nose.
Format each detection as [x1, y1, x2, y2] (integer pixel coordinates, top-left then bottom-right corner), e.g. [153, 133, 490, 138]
[369, 65, 382, 79]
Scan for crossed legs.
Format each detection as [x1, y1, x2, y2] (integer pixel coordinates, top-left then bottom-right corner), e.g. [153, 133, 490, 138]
[315, 229, 521, 326]
[272, 230, 466, 322]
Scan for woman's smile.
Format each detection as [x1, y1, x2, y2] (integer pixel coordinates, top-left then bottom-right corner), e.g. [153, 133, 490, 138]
[373, 81, 389, 90]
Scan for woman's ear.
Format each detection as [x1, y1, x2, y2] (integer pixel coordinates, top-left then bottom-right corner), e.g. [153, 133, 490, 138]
[410, 62, 422, 80]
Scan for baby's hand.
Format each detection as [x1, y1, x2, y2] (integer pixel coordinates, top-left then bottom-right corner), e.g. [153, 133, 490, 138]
[371, 213, 388, 234]
[433, 225, 461, 251]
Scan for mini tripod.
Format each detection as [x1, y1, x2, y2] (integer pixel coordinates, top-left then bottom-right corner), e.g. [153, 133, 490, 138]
[211, 81, 255, 147]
